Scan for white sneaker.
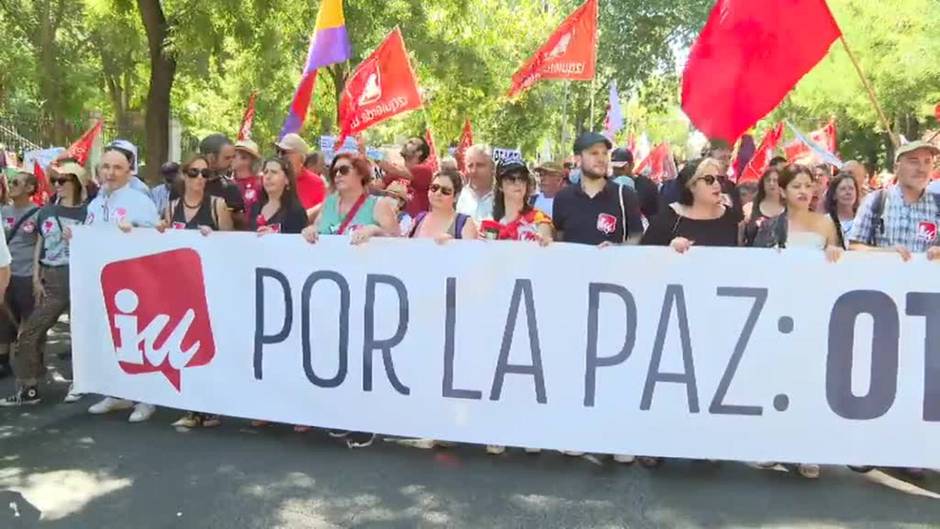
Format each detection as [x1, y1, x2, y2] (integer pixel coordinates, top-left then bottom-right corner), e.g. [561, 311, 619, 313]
[613, 454, 636, 464]
[485, 445, 506, 455]
[562, 451, 585, 457]
[88, 397, 134, 415]
[524, 447, 542, 454]
[128, 403, 156, 423]
[63, 384, 84, 403]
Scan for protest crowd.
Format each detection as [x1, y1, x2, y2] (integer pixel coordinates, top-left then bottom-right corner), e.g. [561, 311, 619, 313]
[0, 0, 938, 484]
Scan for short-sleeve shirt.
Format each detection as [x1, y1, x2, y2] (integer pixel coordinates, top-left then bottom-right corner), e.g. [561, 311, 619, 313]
[1, 204, 40, 277]
[641, 205, 739, 247]
[85, 183, 160, 228]
[552, 180, 643, 245]
[296, 168, 327, 210]
[456, 187, 495, 223]
[0, 229, 12, 268]
[497, 209, 552, 241]
[848, 186, 940, 252]
[37, 203, 87, 267]
[235, 176, 263, 217]
[404, 163, 433, 217]
[205, 178, 245, 214]
[318, 193, 380, 235]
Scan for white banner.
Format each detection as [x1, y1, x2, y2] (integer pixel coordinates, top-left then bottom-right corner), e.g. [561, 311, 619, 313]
[71, 228, 940, 467]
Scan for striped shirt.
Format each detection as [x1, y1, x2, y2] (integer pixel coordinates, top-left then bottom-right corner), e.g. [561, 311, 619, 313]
[848, 185, 940, 252]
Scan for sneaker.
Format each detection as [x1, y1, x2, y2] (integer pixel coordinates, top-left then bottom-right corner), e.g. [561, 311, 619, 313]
[63, 384, 84, 403]
[613, 454, 636, 464]
[562, 451, 585, 457]
[486, 445, 506, 455]
[797, 463, 821, 479]
[172, 412, 202, 429]
[0, 386, 40, 406]
[128, 403, 156, 423]
[524, 447, 542, 454]
[848, 465, 874, 473]
[328, 429, 350, 438]
[346, 432, 375, 449]
[88, 396, 134, 415]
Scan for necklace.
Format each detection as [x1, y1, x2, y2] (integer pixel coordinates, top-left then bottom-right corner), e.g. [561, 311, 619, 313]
[184, 199, 202, 209]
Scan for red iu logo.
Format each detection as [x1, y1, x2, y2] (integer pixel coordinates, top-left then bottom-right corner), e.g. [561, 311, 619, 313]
[596, 213, 617, 235]
[918, 221, 938, 243]
[100, 249, 215, 391]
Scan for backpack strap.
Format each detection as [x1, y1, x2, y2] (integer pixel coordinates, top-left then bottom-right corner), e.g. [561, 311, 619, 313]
[454, 213, 469, 240]
[6, 207, 39, 243]
[868, 189, 887, 246]
[618, 184, 627, 244]
[408, 211, 428, 238]
[773, 212, 789, 249]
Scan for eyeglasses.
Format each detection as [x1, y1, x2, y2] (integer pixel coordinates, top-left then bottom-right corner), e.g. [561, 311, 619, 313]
[50, 177, 73, 186]
[429, 184, 454, 196]
[332, 165, 353, 177]
[500, 173, 528, 184]
[692, 175, 719, 186]
[186, 168, 213, 179]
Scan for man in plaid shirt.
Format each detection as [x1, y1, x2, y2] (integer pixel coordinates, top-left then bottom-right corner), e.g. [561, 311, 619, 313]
[849, 141, 940, 261]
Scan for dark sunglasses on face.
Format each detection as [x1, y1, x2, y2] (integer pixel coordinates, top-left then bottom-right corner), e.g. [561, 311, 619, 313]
[500, 173, 528, 184]
[695, 175, 719, 186]
[332, 165, 353, 177]
[429, 184, 454, 196]
[186, 168, 213, 179]
[50, 176, 74, 185]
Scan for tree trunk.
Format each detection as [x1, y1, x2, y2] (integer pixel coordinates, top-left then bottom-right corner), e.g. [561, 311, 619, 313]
[36, 0, 66, 144]
[138, 0, 176, 185]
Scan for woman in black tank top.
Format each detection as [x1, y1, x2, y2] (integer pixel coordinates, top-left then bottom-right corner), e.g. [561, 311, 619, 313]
[161, 155, 233, 430]
[160, 155, 233, 234]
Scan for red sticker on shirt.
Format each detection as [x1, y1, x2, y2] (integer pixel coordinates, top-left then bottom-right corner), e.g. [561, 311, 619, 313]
[42, 219, 55, 234]
[596, 213, 617, 235]
[917, 221, 937, 242]
[4, 217, 14, 230]
[172, 222, 187, 230]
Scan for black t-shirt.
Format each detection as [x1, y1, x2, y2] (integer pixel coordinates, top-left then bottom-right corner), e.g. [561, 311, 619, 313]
[632, 174, 660, 219]
[641, 204, 739, 247]
[552, 180, 643, 245]
[170, 196, 218, 230]
[249, 200, 308, 234]
[205, 178, 245, 214]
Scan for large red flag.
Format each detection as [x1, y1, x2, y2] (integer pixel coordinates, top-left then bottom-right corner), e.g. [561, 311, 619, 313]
[634, 143, 677, 183]
[65, 120, 103, 166]
[681, 0, 841, 143]
[424, 128, 440, 173]
[237, 92, 257, 141]
[507, 0, 598, 97]
[784, 118, 837, 164]
[739, 123, 784, 182]
[455, 119, 474, 173]
[32, 161, 51, 206]
[336, 28, 423, 147]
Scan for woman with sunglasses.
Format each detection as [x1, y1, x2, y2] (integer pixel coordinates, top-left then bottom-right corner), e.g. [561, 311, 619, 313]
[641, 158, 739, 252]
[0, 163, 89, 407]
[409, 170, 478, 241]
[164, 155, 233, 429]
[481, 161, 551, 245]
[161, 155, 233, 234]
[741, 168, 785, 246]
[248, 158, 308, 235]
[302, 153, 398, 246]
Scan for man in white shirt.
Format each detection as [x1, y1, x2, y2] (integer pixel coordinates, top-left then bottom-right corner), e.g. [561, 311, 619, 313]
[532, 161, 566, 214]
[456, 145, 495, 222]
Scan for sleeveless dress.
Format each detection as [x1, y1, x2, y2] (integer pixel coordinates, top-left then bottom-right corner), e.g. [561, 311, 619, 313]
[786, 231, 827, 250]
[318, 193, 379, 235]
[171, 196, 217, 230]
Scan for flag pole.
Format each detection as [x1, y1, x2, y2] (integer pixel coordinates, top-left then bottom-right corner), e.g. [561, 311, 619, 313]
[590, 77, 596, 131]
[839, 35, 897, 148]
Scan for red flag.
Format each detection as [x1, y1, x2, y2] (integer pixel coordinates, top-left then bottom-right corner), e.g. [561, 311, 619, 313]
[507, 0, 598, 97]
[65, 120, 103, 166]
[456, 119, 474, 173]
[237, 92, 257, 141]
[336, 28, 423, 147]
[32, 161, 51, 206]
[681, 0, 841, 143]
[739, 123, 784, 182]
[783, 118, 837, 165]
[634, 143, 677, 183]
[935, 103, 940, 122]
[424, 128, 440, 173]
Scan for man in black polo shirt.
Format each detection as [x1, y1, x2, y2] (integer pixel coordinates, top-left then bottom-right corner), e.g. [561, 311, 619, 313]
[553, 132, 643, 246]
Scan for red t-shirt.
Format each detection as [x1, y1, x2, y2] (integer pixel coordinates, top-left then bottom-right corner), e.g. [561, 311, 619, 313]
[296, 169, 327, 210]
[385, 163, 433, 217]
[235, 176, 262, 215]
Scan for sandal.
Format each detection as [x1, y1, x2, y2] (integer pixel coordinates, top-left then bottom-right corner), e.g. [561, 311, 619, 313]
[201, 414, 222, 428]
[797, 463, 820, 479]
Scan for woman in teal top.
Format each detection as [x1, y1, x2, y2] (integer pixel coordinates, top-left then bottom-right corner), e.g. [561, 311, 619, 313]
[303, 152, 398, 246]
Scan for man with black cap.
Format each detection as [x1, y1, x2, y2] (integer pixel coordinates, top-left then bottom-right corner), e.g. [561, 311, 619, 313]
[552, 132, 643, 246]
[611, 147, 658, 220]
[150, 162, 179, 217]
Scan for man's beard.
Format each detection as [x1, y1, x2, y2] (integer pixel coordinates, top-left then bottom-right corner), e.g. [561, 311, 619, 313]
[582, 166, 607, 180]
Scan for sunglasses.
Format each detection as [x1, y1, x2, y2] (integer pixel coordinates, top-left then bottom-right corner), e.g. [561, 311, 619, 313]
[186, 168, 213, 179]
[429, 184, 454, 196]
[332, 165, 353, 177]
[50, 176, 74, 186]
[692, 175, 719, 186]
[500, 173, 528, 184]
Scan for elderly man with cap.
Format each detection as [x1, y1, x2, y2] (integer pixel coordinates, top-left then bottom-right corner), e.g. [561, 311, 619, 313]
[275, 133, 327, 220]
[233, 139, 262, 229]
[0, 161, 88, 405]
[552, 132, 643, 247]
[532, 161, 566, 214]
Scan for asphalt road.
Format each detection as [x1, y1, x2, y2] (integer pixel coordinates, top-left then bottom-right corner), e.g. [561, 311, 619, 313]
[2, 325, 940, 529]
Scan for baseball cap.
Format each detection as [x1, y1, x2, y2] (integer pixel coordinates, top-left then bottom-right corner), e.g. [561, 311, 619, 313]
[274, 133, 310, 156]
[497, 159, 530, 178]
[160, 162, 180, 176]
[895, 140, 940, 162]
[573, 132, 612, 155]
[611, 148, 634, 168]
[106, 139, 139, 175]
[53, 161, 89, 185]
[535, 161, 564, 175]
[234, 139, 261, 159]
